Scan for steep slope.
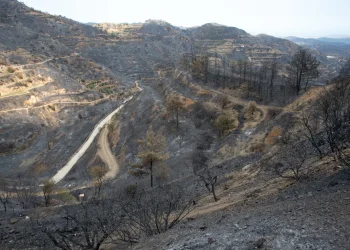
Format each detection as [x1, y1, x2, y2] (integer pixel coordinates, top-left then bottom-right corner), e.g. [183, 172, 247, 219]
[0, 0, 125, 179]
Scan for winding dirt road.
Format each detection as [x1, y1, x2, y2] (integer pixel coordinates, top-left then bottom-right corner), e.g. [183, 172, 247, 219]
[97, 125, 119, 180]
[50, 95, 133, 183]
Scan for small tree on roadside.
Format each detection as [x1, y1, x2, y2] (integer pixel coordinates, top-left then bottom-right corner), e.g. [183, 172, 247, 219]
[42, 180, 56, 207]
[89, 165, 108, 198]
[137, 126, 169, 187]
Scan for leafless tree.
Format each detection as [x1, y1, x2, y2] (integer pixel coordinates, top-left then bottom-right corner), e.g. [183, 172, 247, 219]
[238, 60, 243, 83]
[121, 185, 195, 238]
[43, 199, 122, 250]
[222, 55, 227, 87]
[230, 60, 236, 85]
[192, 150, 219, 202]
[299, 111, 326, 159]
[0, 176, 11, 213]
[269, 54, 279, 101]
[42, 180, 56, 207]
[214, 51, 220, 85]
[13, 176, 36, 209]
[273, 143, 309, 180]
[289, 49, 320, 95]
[316, 80, 350, 168]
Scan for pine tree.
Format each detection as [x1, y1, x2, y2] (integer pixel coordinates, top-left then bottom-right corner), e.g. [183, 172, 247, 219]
[137, 126, 169, 187]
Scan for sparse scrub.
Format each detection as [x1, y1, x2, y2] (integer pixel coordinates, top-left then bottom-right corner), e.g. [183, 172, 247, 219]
[16, 72, 24, 79]
[48, 105, 56, 111]
[250, 142, 266, 153]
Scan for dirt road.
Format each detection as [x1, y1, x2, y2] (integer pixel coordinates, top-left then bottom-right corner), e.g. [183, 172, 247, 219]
[50, 95, 133, 183]
[97, 125, 119, 179]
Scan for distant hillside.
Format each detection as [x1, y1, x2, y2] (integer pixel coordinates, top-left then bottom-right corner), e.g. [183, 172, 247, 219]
[287, 36, 350, 45]
[286, 36, 350, 60]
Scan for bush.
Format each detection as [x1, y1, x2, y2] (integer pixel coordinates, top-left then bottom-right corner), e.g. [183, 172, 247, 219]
[244, 101, 259, 120]
[7, 67, 15, 73]
[214, 113, 237, 136]
[16, 72, 24, 79]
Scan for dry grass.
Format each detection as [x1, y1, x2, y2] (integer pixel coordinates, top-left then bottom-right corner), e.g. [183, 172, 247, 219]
[286, 86, 327, 111]
[265, 126, 282, 145]
[180, 96, 195, 108]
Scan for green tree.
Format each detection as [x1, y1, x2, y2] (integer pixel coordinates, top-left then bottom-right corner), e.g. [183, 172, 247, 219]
[138, 126, 169, 187]
[214, 114, 236, 136]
